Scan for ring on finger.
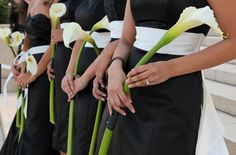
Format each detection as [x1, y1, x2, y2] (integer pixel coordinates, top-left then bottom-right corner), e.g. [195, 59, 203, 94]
[145, 78, 150, 85]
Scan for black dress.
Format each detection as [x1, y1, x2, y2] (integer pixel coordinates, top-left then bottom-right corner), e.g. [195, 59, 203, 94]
[17, 14, 59, 155]
[72, 0, 106, 154]
[52, 0, 82, 152]
[109, 0, 210, 155]
[95, 0, 126, 154]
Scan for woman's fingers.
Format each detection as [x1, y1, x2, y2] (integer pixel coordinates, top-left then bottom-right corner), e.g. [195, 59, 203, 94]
[126, 70, 149, 84]
[127, 65, 147, 77]
[117, 89, 135, 113]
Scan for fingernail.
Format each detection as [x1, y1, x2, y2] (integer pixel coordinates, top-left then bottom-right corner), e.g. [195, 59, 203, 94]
[122, 112, 126, 116]
[128, 84, 133, 88]
[131, 109, 135, 113]
[129, 99, 132, 103]
[102, 94, 106, 97]
[101, 84, 105, 88]
[101, 98, 105, 101]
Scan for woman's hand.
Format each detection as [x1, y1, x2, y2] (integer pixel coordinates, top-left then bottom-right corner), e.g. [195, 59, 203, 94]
[61, 72, 74, 97]
[92, 77, 106, 101]
[47, 61, 55, 81]
[126, 61, 173, 88]
[107, 61, 134, 116]
[51, 28, 63, 44]
[11, 64, 21, 80]
[17, 72, 36, 89]
[67, 75, 89, 101]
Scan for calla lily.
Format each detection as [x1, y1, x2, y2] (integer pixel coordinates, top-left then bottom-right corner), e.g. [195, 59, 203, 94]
[9, 31, 25, 47]
[49, 3, 66, 124]
[25, 55, 37, 75]
[92, 16, 110, 32]
[63, 22, 95, 49]
[0, 27, 11, 44]
[49, 3, 66, 26]
[99, 6, 224, 155]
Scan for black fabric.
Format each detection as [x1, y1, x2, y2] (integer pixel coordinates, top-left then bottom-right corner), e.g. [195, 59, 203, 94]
[72, 47, 104, 155]
[24, 14, 51, 48]
[74, 0, 105, 31]
[104, 0, 126, 22]
[52, 0, 83, 152]
[0, 116, 19, 155]
[131, 0, 210, 35]
[109, 48, 203, 155]
[17, 53, 59, 155]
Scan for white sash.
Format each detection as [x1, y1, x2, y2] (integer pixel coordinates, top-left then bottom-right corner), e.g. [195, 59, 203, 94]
[84, 32, 110, 48]
[110, 21, 123, 39]
[134, 26, 229, 155]
[3, 45, 49, 118]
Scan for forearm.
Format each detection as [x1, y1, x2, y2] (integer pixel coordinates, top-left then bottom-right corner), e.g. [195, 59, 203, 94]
[80, 40, 120, 81]
[169, 38, 236, 77]
[66, 40, 83, 74]
[34, 44, 53, 78]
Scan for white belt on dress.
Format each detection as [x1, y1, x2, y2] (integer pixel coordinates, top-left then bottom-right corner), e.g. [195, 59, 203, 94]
[110, 20, 123, 39]
[3, 45, 49, 118]
[84, 32, 110, 48]
[134, 26, 229, 155]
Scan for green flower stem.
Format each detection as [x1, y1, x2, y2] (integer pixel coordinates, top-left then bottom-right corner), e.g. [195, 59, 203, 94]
[89, 100, 103, 155]
[16, 87, 21, 128]
[49, 18, 60, 124]
[18, 91, 25, 142]
[9, 46, 17, 57]
[98, 129, 113, 155]
[67, 99, 74, 155]
[67, 30, 94, 155]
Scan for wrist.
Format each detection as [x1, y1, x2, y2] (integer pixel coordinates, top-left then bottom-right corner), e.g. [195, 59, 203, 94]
[165, 60, 177, 78]
[110, 56, 125, 68]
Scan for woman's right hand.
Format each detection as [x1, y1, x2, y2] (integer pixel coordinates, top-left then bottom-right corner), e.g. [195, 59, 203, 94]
[51, 28, 63, 44]
[107, 61, 134, 116]
[11, 64, 20, 80]
[47, 61, 55, 81]
[61, 72, 74, 98]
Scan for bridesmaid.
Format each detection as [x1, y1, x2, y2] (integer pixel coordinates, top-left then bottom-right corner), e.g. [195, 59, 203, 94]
[107, 0, 234, 154]
[48, 0, 83, 154]
[61, 0, 109, 154]
[0, 1, 28, 155]
[15, 0, 59, 154]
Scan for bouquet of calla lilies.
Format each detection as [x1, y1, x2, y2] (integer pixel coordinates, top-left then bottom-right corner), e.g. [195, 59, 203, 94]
[1, 27, 38, 141]
[49, 3, 67, 124]
[63, 16, 110, 155]
[0, 28, 25, 57]
[98, 6, 224, 155]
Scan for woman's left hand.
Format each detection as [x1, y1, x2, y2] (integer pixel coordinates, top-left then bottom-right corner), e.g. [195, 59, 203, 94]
[126, 61, 173, 88]
[17, 72, 36, 89]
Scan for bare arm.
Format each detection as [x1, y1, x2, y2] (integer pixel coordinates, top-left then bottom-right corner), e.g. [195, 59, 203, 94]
[168, 0, 236, 78]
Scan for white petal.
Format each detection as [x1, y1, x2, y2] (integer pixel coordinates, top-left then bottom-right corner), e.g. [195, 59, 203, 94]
[50, 3, 66, 19]
[26, 55, 37, 75]
[9, 31, 25, 47]
[63, 22, 87, 48]
[92, 16, 110, 31]
[173, 6, 223, 36]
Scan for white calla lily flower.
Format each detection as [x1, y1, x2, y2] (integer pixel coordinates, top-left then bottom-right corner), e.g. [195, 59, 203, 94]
[171, 6, 223, 37]
[92, 16, 110, 32]
[26, 55, 37, 75]
[136, 6, 224, 67]
[50, 3, 66, 20]
[9, 31, 25, 47]
[0, 27, 11, 44]
[63, 22, 94, 48]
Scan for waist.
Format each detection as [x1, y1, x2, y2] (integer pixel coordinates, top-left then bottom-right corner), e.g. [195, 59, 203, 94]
[134, 26, 205, 55]
[110, 20, 123, 39]
[85, 32, 110, 48]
